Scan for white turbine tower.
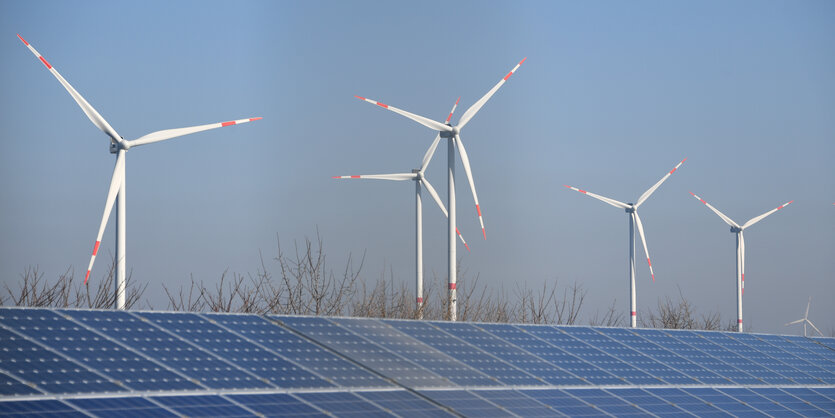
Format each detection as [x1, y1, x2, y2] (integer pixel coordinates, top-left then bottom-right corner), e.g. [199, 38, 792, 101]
[565, 159, 686, 328]
[689, 192, 792, 332]
[355, 58, 525, 320]
[334, 102, 469, 317]
[785, 297, 823, 337]
[19, 34, 261, 310]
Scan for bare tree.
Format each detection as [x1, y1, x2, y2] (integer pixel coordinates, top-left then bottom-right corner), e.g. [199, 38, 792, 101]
[5, 262, 145, 309]
[589, 299, 625, 327]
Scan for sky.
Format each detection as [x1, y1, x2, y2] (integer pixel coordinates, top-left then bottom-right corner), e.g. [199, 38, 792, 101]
[1, 1, 833, 335]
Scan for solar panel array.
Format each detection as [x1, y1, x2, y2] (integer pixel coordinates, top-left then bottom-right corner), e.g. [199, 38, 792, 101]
[1, 308, 833, 417]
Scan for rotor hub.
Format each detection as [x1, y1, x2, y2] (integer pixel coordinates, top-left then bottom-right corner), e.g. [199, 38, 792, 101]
[625, 204, 636, 213]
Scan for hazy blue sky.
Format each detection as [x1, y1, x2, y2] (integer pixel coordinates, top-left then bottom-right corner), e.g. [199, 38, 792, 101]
[1, 1, 833, 334]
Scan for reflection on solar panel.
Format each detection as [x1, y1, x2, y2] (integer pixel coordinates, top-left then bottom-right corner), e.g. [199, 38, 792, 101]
[1, 307, 833, 417]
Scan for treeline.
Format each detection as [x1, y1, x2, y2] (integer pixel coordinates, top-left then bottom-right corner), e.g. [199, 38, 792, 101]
[4, 231, 740, 331]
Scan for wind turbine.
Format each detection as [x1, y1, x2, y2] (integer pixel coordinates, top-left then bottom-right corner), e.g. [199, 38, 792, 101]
[334, 100, 469, 317]
[565, 159, 686, 328]
[785, 297, 823, 337]
[19, 34, 261, 310]
[355, 58, 525, 320]
[689, 192, 792, 332]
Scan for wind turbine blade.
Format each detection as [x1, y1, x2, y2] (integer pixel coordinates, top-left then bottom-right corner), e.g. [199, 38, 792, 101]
[455, 135, 485, 239]
[742, 200, 793, 229]
[633, 212, 655, 281]
[85, 150, 125, 284]
[445, 97, 461, 124]
[807, 320, 824, 337]
[420, 133, 442, 172]
[635, 158, 686, 208]
[458, 57, 526, 129]
[332, 173, 416, 181]
[355, 96, 452, 132]
[126, 117, 262, 148]
[805, 296, 811, 320]
[689, 192, 740, 229]
[422, 178, 470, 251]
[18, 34, 122, 143]
[785, 318, 805, 326]
[563, 185, 630, 209]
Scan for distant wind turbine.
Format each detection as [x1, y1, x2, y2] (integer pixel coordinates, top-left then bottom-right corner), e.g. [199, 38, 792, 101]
[355, 58, 525, 320]
[565, 159, 686, 328]
[334, 100, 469, 317]
[19, 34, 261, 309]
[785, 297, 823, 337]
[689, 192, 792, 332]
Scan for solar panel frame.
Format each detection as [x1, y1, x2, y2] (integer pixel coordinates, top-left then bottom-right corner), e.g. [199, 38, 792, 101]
[0, 399, 87, 417]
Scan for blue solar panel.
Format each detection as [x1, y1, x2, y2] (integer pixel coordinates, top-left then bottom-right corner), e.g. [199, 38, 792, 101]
[471, 389, 558, 416]
[559, 326, 694, 385]
[434, 322, 583, 386]
[0, 399, 85, 417]
[67, 396, 177, 417]
[277, 316, 451, 387]
[596, 327, 727, 384]
[205, 313, 389, 388]
[294, 391, 393, 417]
[355, 390, 455, 417]
[2, 308, 834, 417]
[228, 393, 328, 417]
[0, 325, 122, 395]
[814, 337, 835, 351]
[519, 388, 608, 416]
[419, 389, 514, 417]
[520, 325, 648, 385]
[384, 320, 542, 386]
[63, 309, 266, 390]
[0, 371, 42, 396]
[0, 309, 201, 392]
[137, 312, 330, 389]
[332, 318, 497, 387]
[150, 395, 254, 417]
[729, 332, 834, 384]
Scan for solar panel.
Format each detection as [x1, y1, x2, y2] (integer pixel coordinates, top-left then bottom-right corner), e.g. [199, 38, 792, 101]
[66, 396, 178, 417]
[60, 309, 265, 390]
[205, 313, 390, 388]
[384, 319, 543, 386]
[293, 391, 393, 417]
[276, 316, 451, 388]
[0, 399, 85, 417]
[228, 393, 328, 417]
[331, 318, 498, 387]
[2, 307, 833, 417]
[136, 312, 331, 389]
[435, 322, 584, 386]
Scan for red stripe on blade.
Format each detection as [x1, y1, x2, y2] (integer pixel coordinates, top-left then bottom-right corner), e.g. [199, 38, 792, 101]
[354, 95, 366, 101]
[17, 34, 29, 45]
[249, 117, 262, 121]
[221, 121, 236, 127]
[39, 56, 52, 69]
[84, 270, 91, 284]
[647, 258, 652, 267]
[92, 241, 101, 256]
[350, 175, 360, 178]
[503, 71, 513, 81]
[579, 189, 587, 194]
[476, 204, 482, 217]
[376, 102, 388, 109]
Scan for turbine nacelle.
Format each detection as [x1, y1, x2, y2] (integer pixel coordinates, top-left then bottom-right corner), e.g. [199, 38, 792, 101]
[730, 226, 742, 233]
[625, 205, 636, 214]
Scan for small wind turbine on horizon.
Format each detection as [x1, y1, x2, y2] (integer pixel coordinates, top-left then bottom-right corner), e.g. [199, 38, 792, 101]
[565, 159, 686, 328]
[334, 100, 469, 317]
[355, 58, 525, 320]
[18, 34, 261, 310]
[785, 297, 823, 337]
[689, 191, 792, 332]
